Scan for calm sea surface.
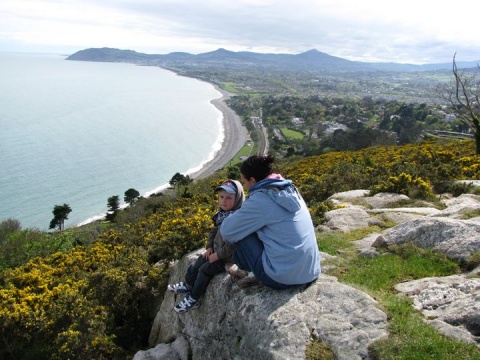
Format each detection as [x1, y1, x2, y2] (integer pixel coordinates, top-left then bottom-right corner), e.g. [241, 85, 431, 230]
[0, 52, 223, 230]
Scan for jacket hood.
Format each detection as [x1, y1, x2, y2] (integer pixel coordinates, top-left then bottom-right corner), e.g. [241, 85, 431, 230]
[213, 179, 245, 223]
[249, 178, 302, 212]
[231, 179, 245, 211]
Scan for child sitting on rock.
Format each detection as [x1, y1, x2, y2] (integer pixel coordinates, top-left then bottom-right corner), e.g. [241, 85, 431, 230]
[168, 179, 245, 313]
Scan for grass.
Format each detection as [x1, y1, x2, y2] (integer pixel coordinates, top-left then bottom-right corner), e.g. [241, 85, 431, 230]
[280, 127, 304, 140]
[371, 294, 480, 360]
[305, 339, 335, 360]
[317, 231, 480, 359]
[461, 208, 480, 220]
[317, 226, 383, 256]
[221, 81, 240, 94]
[225, 141, 258, 167]
[386, 198, 447, 210]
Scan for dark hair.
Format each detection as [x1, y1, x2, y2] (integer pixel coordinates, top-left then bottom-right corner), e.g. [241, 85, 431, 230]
[240, 154, 275, 181]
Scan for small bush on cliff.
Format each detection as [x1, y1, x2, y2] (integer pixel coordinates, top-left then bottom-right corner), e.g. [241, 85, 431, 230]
[370, 173, 434, 199]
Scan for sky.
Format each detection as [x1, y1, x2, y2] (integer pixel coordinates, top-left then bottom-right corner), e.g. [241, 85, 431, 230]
[1, 0, 479, 65]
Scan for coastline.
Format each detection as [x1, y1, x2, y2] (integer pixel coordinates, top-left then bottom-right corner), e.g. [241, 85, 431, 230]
[188, 86, 249, 180]
[77, 86, 248, 227]
[77, 84, 247, 228]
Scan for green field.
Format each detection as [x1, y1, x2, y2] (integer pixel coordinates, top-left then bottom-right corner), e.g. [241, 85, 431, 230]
[281, 127, 304, 139]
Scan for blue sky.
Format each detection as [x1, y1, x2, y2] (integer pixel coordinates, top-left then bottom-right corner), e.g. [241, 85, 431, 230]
[1, 0, 479, 64]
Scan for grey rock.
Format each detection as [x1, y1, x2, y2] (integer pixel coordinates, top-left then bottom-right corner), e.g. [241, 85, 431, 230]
[395, 275, 480, 347]
[325, 206, 378, 232]
[133, 343, 181, 360]
[371, 217, 480, 263]
[140, 251, 388, 360]
[328, 190, 371, 200]
[134, 186, 480, 359]
[362, 192, 410, 209]
[436, 194, 480, 219]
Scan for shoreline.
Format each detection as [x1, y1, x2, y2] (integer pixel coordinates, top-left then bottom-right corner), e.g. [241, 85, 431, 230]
[77, 85, 248, 227]
[188, 86, 249, 180]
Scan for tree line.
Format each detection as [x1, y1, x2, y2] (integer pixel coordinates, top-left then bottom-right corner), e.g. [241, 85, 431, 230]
[49, 173, 194, 230]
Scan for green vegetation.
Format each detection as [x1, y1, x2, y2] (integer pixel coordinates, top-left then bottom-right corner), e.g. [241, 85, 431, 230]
[318, 232, 480, 360]
[221, 81, 240, 94]
[226, 140, 257, 167]
[280, 127, 304, 139]
[305, 339, 335, 360]
[1, 139, 479, 359]
[49, 203, 72, 231]
[228, 95, 473, 159]
[124, 188, 140, 206]
[4, 49, 479, 357]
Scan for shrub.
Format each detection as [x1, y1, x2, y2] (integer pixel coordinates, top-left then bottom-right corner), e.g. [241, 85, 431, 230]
[0, 229, 74, 270]
[371, 173, 434, 199]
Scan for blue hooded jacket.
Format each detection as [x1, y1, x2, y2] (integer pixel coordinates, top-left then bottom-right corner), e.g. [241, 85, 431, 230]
[220, 178, 321, 285]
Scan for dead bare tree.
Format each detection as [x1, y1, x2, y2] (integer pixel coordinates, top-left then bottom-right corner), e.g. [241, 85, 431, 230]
[438, 54, 480, 154]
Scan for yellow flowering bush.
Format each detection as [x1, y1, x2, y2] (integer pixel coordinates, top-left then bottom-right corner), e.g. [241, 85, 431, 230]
[1, 138, 478, 358]
[0, 242, 155, 359]
[371, 173, 434, 199]
[284, 139, 478, 204]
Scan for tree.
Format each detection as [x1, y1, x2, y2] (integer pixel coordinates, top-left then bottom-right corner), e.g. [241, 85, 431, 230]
[49, 204, 72, 231]
[124, 188, 140, 206]
[0, 218, 21, 243]
[439, 54, 480, 154]
[169, 172, 193, 187]
[106, 195, 120, 221]
[226, 164, 240, 180]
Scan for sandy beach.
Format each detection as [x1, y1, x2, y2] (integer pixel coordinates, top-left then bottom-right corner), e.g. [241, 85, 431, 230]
[188, 86, 249, 180]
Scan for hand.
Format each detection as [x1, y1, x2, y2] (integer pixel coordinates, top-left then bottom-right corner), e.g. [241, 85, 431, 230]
[204, 248, 213, 259]
[208, 253, 219, 263]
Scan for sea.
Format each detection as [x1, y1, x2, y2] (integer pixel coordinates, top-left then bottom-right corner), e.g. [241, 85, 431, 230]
[0, 52, 224, 230]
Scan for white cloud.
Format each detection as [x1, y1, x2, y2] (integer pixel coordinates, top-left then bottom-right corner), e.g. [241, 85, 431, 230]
[0, 0, 479, 64]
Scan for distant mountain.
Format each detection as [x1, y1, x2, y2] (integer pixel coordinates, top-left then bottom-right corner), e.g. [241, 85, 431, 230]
[66, 47, 479, 73]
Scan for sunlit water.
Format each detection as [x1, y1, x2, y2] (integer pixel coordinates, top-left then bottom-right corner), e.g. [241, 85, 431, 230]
[0, 52, 223, 230]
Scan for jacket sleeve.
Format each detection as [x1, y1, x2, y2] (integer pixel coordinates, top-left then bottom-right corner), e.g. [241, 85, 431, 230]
[213, 230, 236, 260]
[220, 193, 268, 244]
[206, 225, 218, 249]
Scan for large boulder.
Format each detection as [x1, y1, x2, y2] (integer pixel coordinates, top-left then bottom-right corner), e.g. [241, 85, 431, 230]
[138, 251, 388, 360]
[395, 274, 480, 347]
[372, 217, 480, 263]
[437, 194, 480, 219]
[324, 206, 381, 232]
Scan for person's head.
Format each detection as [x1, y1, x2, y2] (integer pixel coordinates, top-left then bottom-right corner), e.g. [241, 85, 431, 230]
[240, 154, 275, 191]
[215, 179, 245, 211]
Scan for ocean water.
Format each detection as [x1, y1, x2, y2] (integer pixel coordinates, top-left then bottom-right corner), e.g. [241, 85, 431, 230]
[0, 52, 224, 230]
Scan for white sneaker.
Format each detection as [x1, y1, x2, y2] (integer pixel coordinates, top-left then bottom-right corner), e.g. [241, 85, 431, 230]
[167, 282, 191, 294]
[174, 295, 200, 313]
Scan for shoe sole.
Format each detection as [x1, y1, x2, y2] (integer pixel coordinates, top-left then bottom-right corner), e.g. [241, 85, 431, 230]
[174, 303, 200, 313]
[236, 277, 260, 288]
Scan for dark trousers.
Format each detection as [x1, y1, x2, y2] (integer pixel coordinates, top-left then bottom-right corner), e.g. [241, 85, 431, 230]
[232, 233, 294, 290]
[185, 255, 227, 300]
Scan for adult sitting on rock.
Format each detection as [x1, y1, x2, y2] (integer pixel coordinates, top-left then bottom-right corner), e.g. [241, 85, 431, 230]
[220, 154, 321, 289]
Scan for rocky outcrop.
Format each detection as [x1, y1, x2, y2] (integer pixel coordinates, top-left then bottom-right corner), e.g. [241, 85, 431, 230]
[330, 189, 480, 347]
[138, 250, 388, 360]
[395, 274, 480, 346]
[372, 217, 480, 263]
[134, 188, 480, 359]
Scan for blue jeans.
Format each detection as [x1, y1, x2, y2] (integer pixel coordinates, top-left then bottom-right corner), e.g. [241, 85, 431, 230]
[232, 233, 294, 290]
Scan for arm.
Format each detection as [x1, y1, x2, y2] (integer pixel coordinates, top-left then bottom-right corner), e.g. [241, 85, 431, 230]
[206, 225, 218, 250]
[220, 193, 269, 244]
[203, 225, 217, 259]
[212, 230, 236, 260]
